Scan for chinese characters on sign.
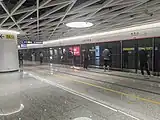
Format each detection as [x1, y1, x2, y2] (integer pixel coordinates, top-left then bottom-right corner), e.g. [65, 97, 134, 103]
[5, 34, 15, 40]
[0, 34, 15, 40]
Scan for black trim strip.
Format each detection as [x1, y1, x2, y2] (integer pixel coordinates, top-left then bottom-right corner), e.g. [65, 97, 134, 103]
[0, 69, 19, 73]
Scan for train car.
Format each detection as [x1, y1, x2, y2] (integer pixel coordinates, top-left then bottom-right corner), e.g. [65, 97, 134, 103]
[19, 22, 160, 74]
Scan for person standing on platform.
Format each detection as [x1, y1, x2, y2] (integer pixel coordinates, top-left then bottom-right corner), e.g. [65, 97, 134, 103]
[83, 50, 89, 69]
[139, 49, 150, 78]
[31, 52, 35, 64]
[123, 51, 129, 68]
[18, 51, 23, 67]
[40, 52, 44, 65]
[102, 48, 111, 71]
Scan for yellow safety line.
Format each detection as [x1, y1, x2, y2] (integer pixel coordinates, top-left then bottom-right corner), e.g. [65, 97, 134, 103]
[35, 69, 160, 105]
[54, 74, 160, 105]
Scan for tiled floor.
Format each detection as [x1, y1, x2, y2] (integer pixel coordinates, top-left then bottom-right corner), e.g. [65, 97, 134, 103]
[0, 63, 159, 120]
[0, 73, 136, 120]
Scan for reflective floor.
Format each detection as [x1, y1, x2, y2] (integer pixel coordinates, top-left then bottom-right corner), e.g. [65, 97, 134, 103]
[0, 63, 160, 120]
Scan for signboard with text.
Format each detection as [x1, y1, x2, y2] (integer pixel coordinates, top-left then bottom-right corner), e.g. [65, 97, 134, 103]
[0, 34, 15, 40]
[20, 44, 27, 48]
[22, 40, 43, 44]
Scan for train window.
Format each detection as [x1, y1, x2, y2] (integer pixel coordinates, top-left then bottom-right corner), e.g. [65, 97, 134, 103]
[107, 42, 121, 69]
[138, 38, 153, 71]
[154, 37, 160, 74]
[122, 40, 137, 70]
[97, 41, 121, 69]
[138, 38, 152, 47]
[81, 43, 95, 65]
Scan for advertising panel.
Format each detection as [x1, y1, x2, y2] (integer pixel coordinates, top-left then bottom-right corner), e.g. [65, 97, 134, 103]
[69, 46, 80, 56]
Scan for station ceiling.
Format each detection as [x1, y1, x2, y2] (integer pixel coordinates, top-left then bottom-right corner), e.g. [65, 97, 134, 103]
[0, 0, 160, 42]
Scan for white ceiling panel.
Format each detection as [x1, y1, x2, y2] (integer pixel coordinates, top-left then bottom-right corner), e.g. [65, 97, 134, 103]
[0, 0, 159, 42]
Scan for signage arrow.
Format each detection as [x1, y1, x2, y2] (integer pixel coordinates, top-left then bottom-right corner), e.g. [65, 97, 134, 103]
[0, 34, 4, 39]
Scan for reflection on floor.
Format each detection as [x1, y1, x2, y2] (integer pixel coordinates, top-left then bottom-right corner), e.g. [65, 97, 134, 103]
[0, 73, 134, 120]
[0, 64, 159, 120]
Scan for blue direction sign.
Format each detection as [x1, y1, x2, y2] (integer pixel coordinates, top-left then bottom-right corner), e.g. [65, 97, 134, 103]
[20, 44, 27, 48]
[22, 40, 43, 44]
[32, 41, 43, 44]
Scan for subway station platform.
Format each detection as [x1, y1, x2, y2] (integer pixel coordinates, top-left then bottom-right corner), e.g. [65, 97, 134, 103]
[0, 62, 160, 120]
[1, 0, 160, 119]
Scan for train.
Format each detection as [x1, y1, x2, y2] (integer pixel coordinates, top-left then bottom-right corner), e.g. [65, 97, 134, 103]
[20, 22, 160, 74]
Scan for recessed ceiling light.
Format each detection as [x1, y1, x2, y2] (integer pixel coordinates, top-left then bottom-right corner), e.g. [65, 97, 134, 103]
[30, 17, 33, 19]
[66, 22, 93, 28]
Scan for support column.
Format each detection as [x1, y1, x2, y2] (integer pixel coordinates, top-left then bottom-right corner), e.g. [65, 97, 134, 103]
[0, 31, 19, 72]
[0, 30, 23, 116]
[0, 72, 23, 116]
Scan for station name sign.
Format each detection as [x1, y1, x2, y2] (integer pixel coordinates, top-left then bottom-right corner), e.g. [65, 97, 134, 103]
[0, 34, 15, 40]
[22, 40, 43, 44]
